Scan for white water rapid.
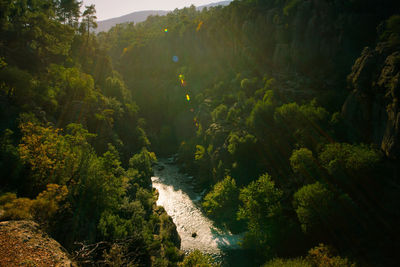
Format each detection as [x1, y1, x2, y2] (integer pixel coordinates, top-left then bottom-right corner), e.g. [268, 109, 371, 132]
[151, 158, 242, 256]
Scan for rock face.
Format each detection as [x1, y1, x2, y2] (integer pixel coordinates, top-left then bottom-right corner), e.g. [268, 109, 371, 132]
[0, 220, 75, 267]
[264, 0, 396, 76]
[342, 42, 400, 159]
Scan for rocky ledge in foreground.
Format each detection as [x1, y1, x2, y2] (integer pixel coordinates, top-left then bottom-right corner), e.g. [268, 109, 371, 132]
[0, 220, 75, 266]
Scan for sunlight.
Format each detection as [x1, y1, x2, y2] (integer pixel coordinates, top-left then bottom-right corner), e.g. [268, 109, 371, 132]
[2, 0, 397, 266]
[196, 21, 203, 31]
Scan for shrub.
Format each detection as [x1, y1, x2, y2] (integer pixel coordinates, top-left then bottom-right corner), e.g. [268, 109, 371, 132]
[31, 184, 68, 224]
[263, 258, 311, 267]
[211, 104, 228, 122]
[307, 244, 356, 267]
[319, 143, 381, 176]
[238, 173, 283, 252]
[290, 148, 319, 185]
[0, 184, 68, 223]
[293, 182, 334, 234]
[202, 176, 239, 226]
[0, 192, 17, 206]
[178, 250, 219, 267]
[262, 244, 356, 267]
[129, 147, 157, 188]
[1, 197, 33, 220]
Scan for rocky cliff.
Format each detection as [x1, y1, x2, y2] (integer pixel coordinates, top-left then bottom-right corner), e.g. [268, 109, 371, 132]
[247, 0, 400, 80]
[343, 41, 400, 159]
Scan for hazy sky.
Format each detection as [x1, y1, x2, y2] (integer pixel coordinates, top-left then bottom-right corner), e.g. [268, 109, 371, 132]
[81, 0, 223, 21]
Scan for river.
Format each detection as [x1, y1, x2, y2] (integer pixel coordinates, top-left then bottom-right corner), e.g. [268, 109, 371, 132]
[151, 158, 253, 265]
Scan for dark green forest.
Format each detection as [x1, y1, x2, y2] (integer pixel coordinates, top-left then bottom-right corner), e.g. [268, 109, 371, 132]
[1, 0, 400, 266]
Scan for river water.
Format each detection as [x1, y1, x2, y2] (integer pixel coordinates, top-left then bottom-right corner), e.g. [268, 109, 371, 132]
[151, 158, 243, 262]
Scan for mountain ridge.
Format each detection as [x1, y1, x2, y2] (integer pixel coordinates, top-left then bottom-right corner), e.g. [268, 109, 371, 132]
[95, 1, 232, 33]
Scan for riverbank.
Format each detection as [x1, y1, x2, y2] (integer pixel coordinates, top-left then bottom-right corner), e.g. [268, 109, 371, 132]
[152, 158, 265, 266]
[152, 158, 242, 254]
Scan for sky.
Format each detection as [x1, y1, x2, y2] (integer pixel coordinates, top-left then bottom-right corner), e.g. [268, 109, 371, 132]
[81, 0, 224, 21]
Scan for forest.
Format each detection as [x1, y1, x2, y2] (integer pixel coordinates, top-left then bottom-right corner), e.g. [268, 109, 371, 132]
[1, 0, 400, 266]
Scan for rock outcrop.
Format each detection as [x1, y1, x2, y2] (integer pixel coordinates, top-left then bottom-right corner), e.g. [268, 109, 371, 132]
[264, 0, 398, 77]
[0, 220, 75, 266]
[342, 42, 400, 159]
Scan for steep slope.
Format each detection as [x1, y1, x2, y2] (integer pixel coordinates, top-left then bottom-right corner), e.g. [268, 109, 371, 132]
[0, 221, 74, 266]
[343, 39, 400, 159]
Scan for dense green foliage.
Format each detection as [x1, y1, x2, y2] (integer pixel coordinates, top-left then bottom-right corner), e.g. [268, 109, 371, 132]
[96, 1, 400, 266]
[263, 244, 356, 267]
[1, 0, 400, 266]
[202, 176, 241, 230]
[0, 1, 182, 265]
[178, 250, 219, 267]
[237, 173, 285, 255]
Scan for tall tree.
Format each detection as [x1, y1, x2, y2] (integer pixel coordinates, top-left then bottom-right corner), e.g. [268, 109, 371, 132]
[80, 4, 97, 40]
[57, 0, 81, 27]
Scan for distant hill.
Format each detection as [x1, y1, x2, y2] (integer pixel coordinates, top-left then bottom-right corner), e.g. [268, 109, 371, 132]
[95, 1, 232, 33]
[197, 0, 232, 10]
[96, 10, 169, 33]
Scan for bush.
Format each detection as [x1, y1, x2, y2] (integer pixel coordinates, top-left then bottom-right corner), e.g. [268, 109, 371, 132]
[1, 197, 33, 220]
[18, 121, 75, 194]
[293, 182, 334, 234]
[290, 148, 319, 185]
[178, 250, 219, 267]
[98, 210, 134, 240]
[262, 244, 356, 267]
[0, 192, 17, 206]
[240, 77, 259, 96]
[103, 244, 128, 267]
[0, 184, 68, 223]
[238, 173, 283, 252]
[319, 143, 381, 176]
[202, 176, 239, 228]
[31, 184, 68, 225]
[128, 147, 157, 189]
[263, 258, 311, 267]
[211, 104, 228, 122]
[307, 244, 356, 267]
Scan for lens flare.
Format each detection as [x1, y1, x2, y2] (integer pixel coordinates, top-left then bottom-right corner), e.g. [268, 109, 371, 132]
[186, 94, 190, 101]
[164, 28, 168, 32]
[196, 21, 203, 32]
